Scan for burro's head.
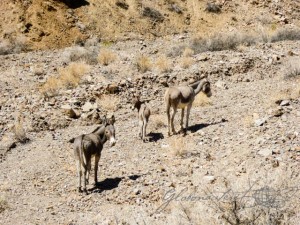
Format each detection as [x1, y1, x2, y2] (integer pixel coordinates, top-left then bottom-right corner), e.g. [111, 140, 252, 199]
[103, 115, 116, 147]
[131, 95, 142, 111]
[202, 79, 212, 97]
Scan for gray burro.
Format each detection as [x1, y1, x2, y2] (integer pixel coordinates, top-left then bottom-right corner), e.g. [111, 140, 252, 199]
[70, 115, 116, 193]
[164, 75, 212, 136]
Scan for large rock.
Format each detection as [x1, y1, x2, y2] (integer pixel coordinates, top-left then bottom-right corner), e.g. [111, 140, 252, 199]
[258, 148, 272, 157]
[255, 118, 266, 126]
[82, 102, 97, 112]
[61, 104, 77, 118]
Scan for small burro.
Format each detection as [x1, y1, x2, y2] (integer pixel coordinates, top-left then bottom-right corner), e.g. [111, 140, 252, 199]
[69, 115, 116, 194]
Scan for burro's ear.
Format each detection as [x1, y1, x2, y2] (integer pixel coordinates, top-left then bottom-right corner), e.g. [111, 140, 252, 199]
[200, 74, 208, 79]
[108, 114, 116, 125]
[102, 115, 108, 126]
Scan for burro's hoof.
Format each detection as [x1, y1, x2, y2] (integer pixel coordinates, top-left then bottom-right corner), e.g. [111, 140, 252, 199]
[78, 187, 83, 193]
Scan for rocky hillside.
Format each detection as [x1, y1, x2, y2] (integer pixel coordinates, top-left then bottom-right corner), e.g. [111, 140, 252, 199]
[0, 0, 299, 50]
[0, 0, 299, 224]
[0, 31, 299, 223]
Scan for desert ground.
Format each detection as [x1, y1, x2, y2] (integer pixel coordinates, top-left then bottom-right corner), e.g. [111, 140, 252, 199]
[0, 1, 300, 225]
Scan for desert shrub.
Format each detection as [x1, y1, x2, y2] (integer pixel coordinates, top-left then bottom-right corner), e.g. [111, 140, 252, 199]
[0, 197, 8, 213]
[270, 27, 300, 42]
[284, 57, 300, 79]
[191, 33, 256, 53]
[98, 49, 117, 66]
[40, 62, 90, 94]
[156, 55, 172, 73]
[84, 36, 100, 47]
[13, 114, 28, 143]
[205, 2, 221, 13]
[168, 136, 187, 157]
[142, 7, 164, 22]
[97, 94, 119, 111]
[167, 45, 186, 57]
[0, 36, 28, 55]
[115, 0, 129, 10]
[62, 46, 98, 64]
[182, 47, 194, 57]
[58, 62, 90, 87]
[179, 57, 194, 69]
[152, 114, 166, 129]
[136, 55, 152, 73]
[193, 92, 212, 107]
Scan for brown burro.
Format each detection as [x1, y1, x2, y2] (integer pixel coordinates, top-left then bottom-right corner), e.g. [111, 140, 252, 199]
[131, 95, 151, 142]
[69, 115, 116, 193]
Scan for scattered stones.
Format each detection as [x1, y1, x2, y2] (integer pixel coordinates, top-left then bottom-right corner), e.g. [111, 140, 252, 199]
[258, 148, 272, 157]
[280, 100, 290, 106]
[82, 102, 97, 112]
[269, 107, 284, 117]
[215, 80, 228, 89]
[203, 175, 216, 184]
[255, 118, 266, 126]
[61, 104, 77, 119]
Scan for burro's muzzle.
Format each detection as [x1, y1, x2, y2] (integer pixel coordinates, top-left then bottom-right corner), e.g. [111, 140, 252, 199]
[110, 137, 116, 147]
[207, 90, 212, 97]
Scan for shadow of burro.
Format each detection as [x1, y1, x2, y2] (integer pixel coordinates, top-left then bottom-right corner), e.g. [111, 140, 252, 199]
[88, 174, 142, 193]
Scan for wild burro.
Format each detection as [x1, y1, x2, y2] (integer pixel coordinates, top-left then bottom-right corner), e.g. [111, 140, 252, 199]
[131, 95, 151, 142]
[164, 75, 212, 136]
[70, 115, 116, 193]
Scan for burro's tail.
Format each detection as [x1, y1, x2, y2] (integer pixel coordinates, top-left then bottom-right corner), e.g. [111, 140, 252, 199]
[164, 89, 170, 105]
[80, 135, 86, 166]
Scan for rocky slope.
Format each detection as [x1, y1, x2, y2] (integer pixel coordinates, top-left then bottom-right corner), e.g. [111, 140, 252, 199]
[0, 33, 299, 224]
[0, 0, 299, 50]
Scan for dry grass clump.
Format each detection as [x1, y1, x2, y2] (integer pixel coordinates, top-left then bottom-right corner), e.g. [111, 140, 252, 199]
[179, 57, 194, 69]
[13, 114, 28, 143]
[40, 62, 90, 94]
[168, 136, 187, 157]
[167, 45, 186, 57]
[30, 63, 44, 76]
[0, 197, 9, 213]
[193, 92, 212, 107]
[0, 36, 28, 55]
[284, 57, 300, 79]
[156, 55, 172, 73]
[191, 33, 256, 53]
[136, 55, 152, 73]
[152, 114, 167, 130]
[182, 47, 194, 57]
[243, 115, 254, 128]
[205, 2, 221, 13]
[270, 27, 300, 43]
[97, 94, 119, 111]
[62, 46, 98, 64]
[98, 49, 117, 66]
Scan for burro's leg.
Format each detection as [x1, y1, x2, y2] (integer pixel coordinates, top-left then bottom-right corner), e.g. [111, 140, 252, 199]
[94, 153, 101, 185]
[185, 103, 192, 133]
[83, 166, 88, 194]
[166, 105, 171, 136]
[142, 118, 148, 142]
[180, 108, 185, 132]
[171, 106, 177, 134]
[76, 159, 82, 192]
[86, 159, 91, 185]
[139, 120, 143, 139]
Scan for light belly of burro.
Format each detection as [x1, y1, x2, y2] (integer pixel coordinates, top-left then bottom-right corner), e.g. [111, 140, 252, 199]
[178, 102, 188, 108]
